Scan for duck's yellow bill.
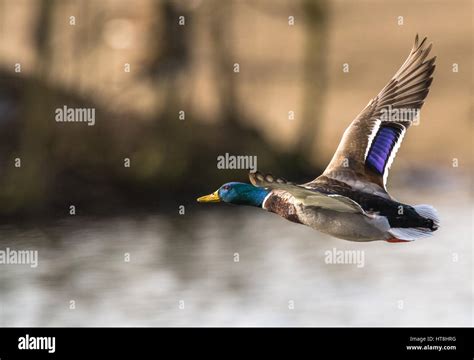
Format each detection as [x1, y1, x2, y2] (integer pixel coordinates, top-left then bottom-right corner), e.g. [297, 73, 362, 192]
[197, 190, 220, 203]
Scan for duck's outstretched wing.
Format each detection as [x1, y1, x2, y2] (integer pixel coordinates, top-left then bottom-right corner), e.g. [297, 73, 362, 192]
[249, 172, 365, 214]
[307, 35, 436, 195]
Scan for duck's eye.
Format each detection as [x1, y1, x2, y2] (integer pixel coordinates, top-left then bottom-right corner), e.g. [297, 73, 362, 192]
[222, 185, 230, 190]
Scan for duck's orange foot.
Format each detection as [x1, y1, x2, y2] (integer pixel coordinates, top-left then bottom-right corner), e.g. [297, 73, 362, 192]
[386, 238, 411, 243]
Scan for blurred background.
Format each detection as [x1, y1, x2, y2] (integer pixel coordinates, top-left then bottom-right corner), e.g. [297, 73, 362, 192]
[0, 0, 472, 326]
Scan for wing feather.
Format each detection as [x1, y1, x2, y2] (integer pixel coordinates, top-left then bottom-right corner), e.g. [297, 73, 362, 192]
[308, 34, 436, 193]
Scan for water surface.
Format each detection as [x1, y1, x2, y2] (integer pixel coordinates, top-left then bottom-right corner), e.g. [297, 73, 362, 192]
[0, 193, 471, 326]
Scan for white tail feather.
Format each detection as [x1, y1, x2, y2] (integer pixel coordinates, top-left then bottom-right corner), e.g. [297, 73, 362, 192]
[413, 204, 440, 226]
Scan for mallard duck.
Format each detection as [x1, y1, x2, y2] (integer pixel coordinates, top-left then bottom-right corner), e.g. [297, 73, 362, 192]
[197, 35, 439, 243]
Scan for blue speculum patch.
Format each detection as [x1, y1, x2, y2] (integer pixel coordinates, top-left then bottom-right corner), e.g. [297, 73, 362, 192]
[366, 126, 402, 174]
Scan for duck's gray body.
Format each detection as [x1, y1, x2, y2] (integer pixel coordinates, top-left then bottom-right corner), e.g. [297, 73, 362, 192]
[263, 190, 390, 241]
[290, 207, 391, 241]
[261, 187, 437, 242]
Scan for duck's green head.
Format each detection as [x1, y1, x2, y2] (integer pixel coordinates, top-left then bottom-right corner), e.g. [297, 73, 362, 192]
[197, 182, 270, 207]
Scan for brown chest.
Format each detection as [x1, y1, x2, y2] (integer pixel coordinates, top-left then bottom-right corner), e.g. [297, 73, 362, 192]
[263, 192, 301, 224]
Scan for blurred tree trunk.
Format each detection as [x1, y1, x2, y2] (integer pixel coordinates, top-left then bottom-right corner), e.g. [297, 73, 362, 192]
[150, 0, 191, 110]
[209, 0, 239, 126]
[297, 0, 328, 158]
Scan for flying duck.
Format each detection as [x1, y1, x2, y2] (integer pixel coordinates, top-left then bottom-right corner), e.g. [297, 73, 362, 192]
[197, 35, 439, 243]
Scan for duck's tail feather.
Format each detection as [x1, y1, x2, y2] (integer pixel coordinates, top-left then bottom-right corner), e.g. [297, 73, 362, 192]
[413, 204, 440, 229]
[388, 204, 439, 241]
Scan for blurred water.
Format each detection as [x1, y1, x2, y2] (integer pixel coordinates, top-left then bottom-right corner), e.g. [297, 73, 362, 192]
[0, 194, 471, 327]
